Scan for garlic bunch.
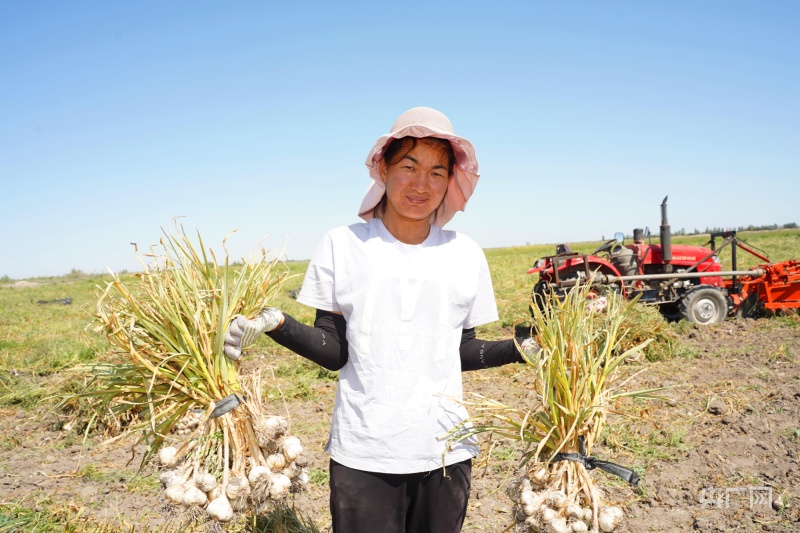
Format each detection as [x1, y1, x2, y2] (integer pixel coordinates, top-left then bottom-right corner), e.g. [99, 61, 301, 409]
[157, 410, 310, 522]
[509, 470, 624, 533]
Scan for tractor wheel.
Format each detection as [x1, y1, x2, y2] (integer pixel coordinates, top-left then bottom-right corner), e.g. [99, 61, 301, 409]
[659, 303, 681, 322]
[679, 286, 729, 325]
[530, 280, 551, 315]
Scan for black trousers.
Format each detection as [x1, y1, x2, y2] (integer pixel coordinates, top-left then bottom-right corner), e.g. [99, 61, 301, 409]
[329, 458, 472, 533]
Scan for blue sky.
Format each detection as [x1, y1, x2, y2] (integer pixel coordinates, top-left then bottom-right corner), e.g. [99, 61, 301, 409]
[1, 1, 798, 279]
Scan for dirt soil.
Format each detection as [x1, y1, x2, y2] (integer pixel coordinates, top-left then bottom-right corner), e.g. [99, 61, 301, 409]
[1, 317, 798, 532]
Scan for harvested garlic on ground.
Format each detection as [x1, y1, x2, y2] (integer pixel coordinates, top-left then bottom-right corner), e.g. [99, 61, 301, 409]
[598, 506, 624, 532]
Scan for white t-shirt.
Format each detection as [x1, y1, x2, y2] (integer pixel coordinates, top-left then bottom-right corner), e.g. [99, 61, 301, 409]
[297, 218, 499, 473]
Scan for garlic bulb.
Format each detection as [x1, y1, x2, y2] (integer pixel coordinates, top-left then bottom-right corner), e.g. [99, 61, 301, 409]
[570, 519, 589, 532]
[256, 415, 289, 447]
[520, 490, 536, 506]
[547, 516, 569, 533]
[164, 483, 185, 504]
[208, 485, 224, 501]
[182, 485, 208, 506]
[524, 514, 541, 529]
[520, 478, 533, 493]
[158, 446, 179, 468]
[290, 469, 309, 493]
[523, 501, 538, 516]
[566, 503, 583, 519]
[531, 467, 549, 486]
[195, 472, 217, 493]
[283, 462, 301, 480]
[207, 494, 234, 522]
[281, 436, 303, 461]
[248, 465, 271, 485]
[520, 489, 541, 515]
[266, 453, 286, 471]
[541, 507, 558, 522]
[226, 477, 251, 500]
[547, 490, 567, 509]
[269, 473, 291, 499]
[598, 506, 624, 532]
[159, 469, 182, 488]
[251, 470, 274, 503]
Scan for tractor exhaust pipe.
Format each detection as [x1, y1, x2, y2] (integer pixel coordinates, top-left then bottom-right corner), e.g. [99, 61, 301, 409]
[660, 196, 672, 273]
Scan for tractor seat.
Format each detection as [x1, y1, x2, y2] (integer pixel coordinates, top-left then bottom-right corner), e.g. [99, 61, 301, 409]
[556, 243, 574, 255]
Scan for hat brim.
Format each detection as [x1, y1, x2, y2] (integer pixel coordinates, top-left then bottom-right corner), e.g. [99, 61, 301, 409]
[358, 124, 480, 226]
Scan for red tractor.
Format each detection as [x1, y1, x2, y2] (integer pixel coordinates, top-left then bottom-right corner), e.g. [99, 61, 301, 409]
[528, 197, 800, 325]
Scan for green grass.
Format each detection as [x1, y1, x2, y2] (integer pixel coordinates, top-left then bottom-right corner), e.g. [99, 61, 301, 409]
[77, 464, 107, 483]
[307, 468, 330, 486]
[266, 358, 338, 402]
[600, 417, 690, 463]
[0, 273, 110, 408]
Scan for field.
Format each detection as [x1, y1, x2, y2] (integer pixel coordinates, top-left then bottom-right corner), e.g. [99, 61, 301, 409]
[1, 229, 799, 532]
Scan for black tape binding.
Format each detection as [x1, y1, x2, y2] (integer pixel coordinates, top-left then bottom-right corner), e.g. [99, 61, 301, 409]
[209, 393, 247, 419]
[552, 436, 640, 487]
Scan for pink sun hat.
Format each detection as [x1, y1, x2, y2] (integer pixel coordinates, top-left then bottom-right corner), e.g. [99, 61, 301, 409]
[358, 107, 480, 226]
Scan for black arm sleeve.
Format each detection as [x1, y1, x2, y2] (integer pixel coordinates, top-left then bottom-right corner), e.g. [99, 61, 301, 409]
[269, 313, 522, 373]
[266, 310, 349, 371]
[459, 328, 525, 371]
